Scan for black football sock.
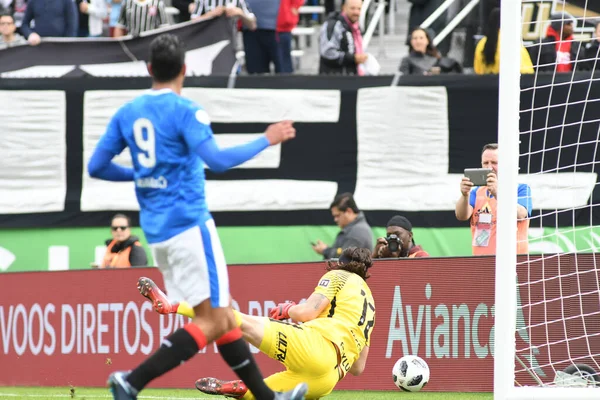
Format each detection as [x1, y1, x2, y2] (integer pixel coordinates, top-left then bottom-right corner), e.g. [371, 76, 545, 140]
[217, 329, 275, 400]
[127, 324, 206, 392]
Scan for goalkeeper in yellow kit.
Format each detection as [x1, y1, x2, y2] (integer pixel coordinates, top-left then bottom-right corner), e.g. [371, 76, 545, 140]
[137, 247, 376, 399]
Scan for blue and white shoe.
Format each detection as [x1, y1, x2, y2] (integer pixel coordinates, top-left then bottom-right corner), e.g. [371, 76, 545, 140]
[107, 371, 138, 400]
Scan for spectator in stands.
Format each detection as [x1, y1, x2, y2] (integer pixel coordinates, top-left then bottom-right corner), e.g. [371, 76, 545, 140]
[312, 192, 373, 260]
[319, 0, 367, 75]
[407, 0, 449, 56]
[455, 143, 532, 256]
[239, 0, 280, 73]
[108, 0, 122, 36]
[372, 216, 429, 259]
[474, 7, 534, 75]
[114, 0, 167, 37]
[20, 0, 77, 45]
[527, 12, 585, 73]
[0, 11, 26, 48]
[0, 0, 27, 36]
[399, 27, 462, 75]
[583, 21, 600, 71]
[76, 0, 107, 37]
[94, 213, 148, 269]
[276, 0, 304, 73]
[191, 0, 255, 30]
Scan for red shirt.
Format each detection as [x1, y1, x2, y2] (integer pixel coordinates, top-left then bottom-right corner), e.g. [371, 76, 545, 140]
[408, 245, 429, 258]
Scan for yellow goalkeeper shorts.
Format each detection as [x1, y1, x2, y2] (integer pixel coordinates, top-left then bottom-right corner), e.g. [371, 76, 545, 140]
[243, 318, 341, 400]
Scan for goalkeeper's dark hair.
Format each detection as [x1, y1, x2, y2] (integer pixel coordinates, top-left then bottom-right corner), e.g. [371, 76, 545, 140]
[483, 8, 500, 66]
[326, 247, 373, 280]
[149, 33, 185, 82]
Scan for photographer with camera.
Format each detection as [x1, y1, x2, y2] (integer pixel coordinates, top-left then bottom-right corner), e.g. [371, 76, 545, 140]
[373, 216, 429, 259]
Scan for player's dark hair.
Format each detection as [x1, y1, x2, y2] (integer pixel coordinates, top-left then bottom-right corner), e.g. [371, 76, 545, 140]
[330, 192, 359, 213]
[111, 213, 131, 227]
[482, 143, 498, 154]
[326, 247, 373, 280]
[149, 33, 185, 83]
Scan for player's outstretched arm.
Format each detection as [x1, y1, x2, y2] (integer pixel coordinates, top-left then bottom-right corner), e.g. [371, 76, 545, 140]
[286, 293, 330, 323]
[88, 147, 134, 181]
[195, 121, 295, 173]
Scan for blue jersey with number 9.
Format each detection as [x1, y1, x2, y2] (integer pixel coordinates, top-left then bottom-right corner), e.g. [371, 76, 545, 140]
[95, 89, 214, 243]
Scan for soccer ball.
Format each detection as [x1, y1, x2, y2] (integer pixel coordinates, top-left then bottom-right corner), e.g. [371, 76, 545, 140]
[392, 355, 430, 392]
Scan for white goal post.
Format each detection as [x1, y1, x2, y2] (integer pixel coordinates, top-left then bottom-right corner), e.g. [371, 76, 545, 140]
[495, 0, 600, 399]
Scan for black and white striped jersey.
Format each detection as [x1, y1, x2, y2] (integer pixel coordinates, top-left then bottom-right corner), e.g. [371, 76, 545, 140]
[190, 0, 252, 18]
[117, 0, 168, 37]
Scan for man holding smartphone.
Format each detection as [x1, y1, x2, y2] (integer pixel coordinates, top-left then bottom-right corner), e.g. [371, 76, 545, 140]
[455, 143, 532, 255]
[311, 192, 373, 259]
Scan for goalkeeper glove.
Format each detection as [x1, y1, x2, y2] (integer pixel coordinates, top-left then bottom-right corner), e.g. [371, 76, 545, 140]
[269, 301, 296, 320]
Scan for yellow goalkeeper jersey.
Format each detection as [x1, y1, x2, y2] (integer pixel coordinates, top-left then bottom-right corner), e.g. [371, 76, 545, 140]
[303, 269, 376, 372]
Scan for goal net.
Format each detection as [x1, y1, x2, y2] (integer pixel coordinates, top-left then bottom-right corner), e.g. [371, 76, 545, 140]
[495, 0, 600, 399]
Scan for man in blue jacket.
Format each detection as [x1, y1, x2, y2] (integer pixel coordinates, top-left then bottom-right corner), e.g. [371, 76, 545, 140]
[20, 0, 77, 45]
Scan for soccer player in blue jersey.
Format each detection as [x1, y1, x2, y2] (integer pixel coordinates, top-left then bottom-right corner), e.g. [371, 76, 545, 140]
[87, 33, 307, 400]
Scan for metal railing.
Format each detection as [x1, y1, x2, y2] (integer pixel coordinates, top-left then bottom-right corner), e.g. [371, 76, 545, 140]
[362, 0, 387, 54]
[420, 0, 480, 47]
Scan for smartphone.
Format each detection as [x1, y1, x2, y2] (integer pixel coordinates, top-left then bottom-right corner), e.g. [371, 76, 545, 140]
[464, 168, 493, 186]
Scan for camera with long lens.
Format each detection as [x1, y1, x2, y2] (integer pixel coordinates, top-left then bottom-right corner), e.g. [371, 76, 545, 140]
[386, 234, 401, 253]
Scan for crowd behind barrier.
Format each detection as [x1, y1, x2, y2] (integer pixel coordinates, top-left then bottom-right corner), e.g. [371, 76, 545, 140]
[2, 0, 600, 76]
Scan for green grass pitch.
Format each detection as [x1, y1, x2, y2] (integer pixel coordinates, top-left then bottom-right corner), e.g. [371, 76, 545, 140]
[0, 387, 493, 399]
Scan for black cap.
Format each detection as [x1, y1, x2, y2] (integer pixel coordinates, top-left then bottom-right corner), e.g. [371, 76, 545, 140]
[550, 12, 574, 32]
[386, 215, 413, 232]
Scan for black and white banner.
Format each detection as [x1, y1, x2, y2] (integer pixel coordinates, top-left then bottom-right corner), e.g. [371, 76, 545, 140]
[0, 17, 236, 78]
[0, 73, 599, 228]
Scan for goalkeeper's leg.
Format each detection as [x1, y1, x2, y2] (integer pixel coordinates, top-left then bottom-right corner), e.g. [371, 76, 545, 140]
[197, 312, 339, 400]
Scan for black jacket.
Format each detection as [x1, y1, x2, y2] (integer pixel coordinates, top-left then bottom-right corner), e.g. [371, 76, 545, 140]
[399, 51, 463, 75]
[527, 34, 586, 73]
[105, 235, 148, 267]
[319, 12, 358, 75]
[583, 40, 600, 71]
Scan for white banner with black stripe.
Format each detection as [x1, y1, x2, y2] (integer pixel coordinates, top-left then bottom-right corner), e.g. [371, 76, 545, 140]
[0, 16, 236, 78]
[0, 73, 599, 228]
